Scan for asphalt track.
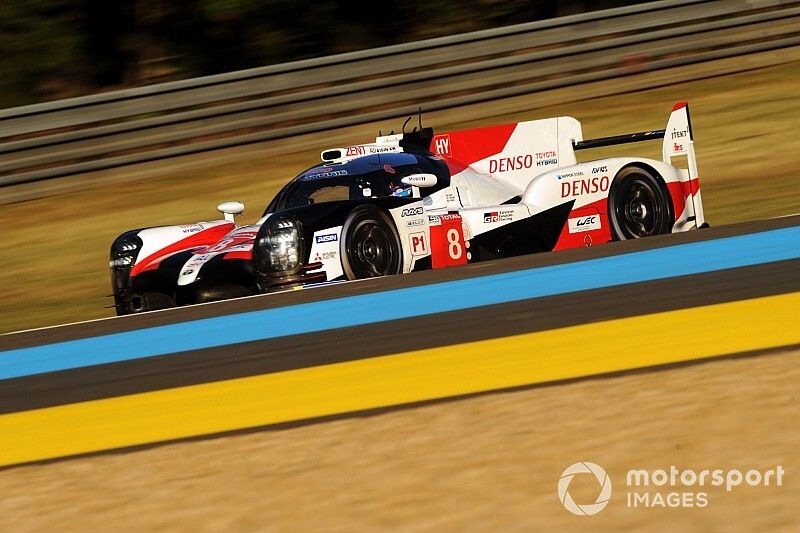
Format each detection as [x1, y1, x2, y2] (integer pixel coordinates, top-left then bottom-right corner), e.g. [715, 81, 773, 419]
[0, 216, 798, 468]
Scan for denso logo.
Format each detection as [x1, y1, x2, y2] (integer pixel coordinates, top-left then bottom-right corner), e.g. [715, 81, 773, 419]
[401, 206, 424, 217]
[489, 154, 534, 173]
[561, 176, 610, 197]
[315, 233, 338, 243]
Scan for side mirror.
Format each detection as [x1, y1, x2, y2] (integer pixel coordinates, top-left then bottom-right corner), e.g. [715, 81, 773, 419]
[217, 201, 245, 222]
[401, 173, 438, 188]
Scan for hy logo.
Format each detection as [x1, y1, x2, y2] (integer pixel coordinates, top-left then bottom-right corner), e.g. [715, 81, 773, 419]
[558, 462, 612, 516]
[433, 134, 451, 157]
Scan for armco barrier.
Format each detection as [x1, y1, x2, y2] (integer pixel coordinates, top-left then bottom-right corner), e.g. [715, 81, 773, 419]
[1, 0, 799, 188]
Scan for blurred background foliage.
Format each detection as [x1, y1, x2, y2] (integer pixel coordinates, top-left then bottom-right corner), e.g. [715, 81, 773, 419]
[0, 0, 642, 107]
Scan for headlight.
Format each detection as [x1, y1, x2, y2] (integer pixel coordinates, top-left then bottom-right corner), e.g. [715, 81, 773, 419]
[110, 234, 143, 291]
[255, 218, 302, 274]
[110, 240, 141, 267]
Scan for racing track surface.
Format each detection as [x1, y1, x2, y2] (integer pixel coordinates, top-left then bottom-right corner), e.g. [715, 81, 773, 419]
[1, 216, 799, 468]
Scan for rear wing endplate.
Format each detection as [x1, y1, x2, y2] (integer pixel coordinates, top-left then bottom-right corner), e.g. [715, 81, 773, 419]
[572, 102, 705, 228]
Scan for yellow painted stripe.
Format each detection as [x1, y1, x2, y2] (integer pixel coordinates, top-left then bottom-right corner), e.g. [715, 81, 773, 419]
[1, 292, 799, 467]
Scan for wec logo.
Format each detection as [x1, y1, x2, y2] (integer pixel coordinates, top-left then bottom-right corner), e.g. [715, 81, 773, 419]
[568, 214, 601, 233]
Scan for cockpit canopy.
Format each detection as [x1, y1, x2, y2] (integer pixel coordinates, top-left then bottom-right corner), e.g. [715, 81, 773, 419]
[265, 152, 450, 215]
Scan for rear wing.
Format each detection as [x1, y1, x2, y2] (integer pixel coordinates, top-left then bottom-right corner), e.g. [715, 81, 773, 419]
[573, 102, 705, 227]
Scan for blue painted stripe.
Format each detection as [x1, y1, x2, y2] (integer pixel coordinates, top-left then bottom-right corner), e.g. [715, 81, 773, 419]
[2, 226, 800, 380]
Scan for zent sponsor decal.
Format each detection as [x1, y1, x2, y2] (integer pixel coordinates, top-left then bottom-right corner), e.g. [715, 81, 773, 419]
[315, 233, 338, 244]
[406, 219, 424, 227]
[346, 146, 365, 157]
[568, 215, 602, 233]
[401, 206, 424, 217]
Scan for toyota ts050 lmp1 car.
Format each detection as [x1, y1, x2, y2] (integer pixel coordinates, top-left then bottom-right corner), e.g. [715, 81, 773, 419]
[109, 102, 706, 314]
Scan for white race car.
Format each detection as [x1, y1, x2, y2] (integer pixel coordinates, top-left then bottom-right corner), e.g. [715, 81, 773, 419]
[109, 102, 706, 313]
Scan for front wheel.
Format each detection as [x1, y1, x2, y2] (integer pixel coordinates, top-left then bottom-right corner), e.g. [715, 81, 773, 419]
[341, 206, 403, 279]
[608, 167, 674, 240]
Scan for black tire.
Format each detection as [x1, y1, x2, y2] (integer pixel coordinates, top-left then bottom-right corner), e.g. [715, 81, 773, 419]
[341, 205, 403, 279]
[608, 167, 674, 240]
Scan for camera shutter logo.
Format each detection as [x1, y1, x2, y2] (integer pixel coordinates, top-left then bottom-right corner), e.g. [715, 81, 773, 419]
[558, 462, 612, 515]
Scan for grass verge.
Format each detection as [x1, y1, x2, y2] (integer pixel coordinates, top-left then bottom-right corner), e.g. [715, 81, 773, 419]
[1, 62, 798, 333]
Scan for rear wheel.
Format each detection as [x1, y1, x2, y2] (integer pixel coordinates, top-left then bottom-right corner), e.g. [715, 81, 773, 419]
[341, 206, 403, 279]
[608, 167, 673, 240]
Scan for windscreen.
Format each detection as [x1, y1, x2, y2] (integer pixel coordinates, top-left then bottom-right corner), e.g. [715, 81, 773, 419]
[266, 152, 439, 213]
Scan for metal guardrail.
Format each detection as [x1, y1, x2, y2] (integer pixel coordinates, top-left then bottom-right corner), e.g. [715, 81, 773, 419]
[1, 0, 799, 187]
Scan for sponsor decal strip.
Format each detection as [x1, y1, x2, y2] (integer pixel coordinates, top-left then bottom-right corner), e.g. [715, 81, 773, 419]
[130, 224, 233, 276]
[1, 225, 800, 380]
[0, 292, 797, 467]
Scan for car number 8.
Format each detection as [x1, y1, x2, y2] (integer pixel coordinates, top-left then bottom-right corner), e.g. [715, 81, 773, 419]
[447, 228, 462, 259]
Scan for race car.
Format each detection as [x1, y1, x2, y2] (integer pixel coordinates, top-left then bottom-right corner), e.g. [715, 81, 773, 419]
[109, 102, 705, 314]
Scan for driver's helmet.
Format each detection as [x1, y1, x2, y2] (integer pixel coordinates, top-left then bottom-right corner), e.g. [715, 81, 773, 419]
[386, 163, 413, 197]
[389, 181, 412, 197]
